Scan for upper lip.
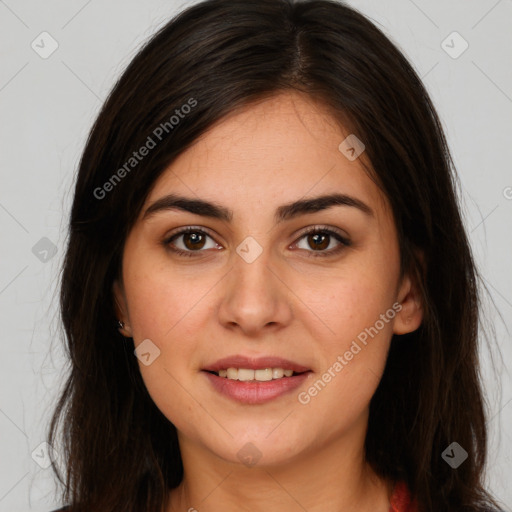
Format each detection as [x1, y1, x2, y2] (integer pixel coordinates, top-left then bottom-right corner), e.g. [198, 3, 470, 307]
[202, 355, 311, 373]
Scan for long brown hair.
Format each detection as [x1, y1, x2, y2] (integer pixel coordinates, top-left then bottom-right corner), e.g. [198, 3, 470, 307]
[48, 1, 504, 510]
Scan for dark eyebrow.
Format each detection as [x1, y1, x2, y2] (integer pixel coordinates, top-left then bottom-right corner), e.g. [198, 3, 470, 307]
[142, 192, 373, 223]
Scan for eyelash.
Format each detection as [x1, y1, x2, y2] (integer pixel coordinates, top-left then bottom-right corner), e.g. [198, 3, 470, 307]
[162, 225, 351, 259]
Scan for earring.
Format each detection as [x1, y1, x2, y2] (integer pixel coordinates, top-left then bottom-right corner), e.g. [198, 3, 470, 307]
[117, 320, 125, 329]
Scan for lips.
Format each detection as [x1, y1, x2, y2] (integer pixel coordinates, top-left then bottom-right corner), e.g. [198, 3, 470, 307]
[202, 354, 311, 373]
[201, 354, 313, 404]
[202, 369, 312, 404]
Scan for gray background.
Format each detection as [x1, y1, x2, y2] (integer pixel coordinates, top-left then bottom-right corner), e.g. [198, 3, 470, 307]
[0, 0, 511, 511]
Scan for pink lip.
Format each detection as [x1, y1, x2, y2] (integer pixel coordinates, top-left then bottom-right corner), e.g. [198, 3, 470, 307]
[202, 371, 312, 404]
[202, 354, 311, 373]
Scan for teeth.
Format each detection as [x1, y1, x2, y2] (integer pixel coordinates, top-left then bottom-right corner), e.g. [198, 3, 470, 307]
[255, 368, 273, 381]
[238, 368, 254, 381]
[215, 367, 299, 381]
[272, 368, 284, 378]
[226, 368, 238, 379]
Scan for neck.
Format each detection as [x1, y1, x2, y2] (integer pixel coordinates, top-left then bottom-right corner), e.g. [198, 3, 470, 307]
[166, 416, 393, 512]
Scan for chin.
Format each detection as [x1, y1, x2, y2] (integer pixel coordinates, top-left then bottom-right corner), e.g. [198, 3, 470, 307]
[204, 431, 307, 468]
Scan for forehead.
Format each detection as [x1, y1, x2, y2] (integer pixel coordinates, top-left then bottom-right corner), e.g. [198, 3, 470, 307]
[144, 91, 389, 220]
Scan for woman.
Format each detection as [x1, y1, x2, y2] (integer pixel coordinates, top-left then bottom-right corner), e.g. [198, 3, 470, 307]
[47, 0, 505, 510]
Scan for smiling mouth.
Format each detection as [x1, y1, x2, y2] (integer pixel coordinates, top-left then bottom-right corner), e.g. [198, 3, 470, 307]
[203, 368, 310, 381]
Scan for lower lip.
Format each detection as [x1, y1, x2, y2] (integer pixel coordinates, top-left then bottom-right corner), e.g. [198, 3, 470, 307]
[202, 371, 312, 404]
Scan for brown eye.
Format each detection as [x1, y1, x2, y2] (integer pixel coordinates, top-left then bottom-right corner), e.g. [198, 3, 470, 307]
[182, 231, 207, 250]
[306, 232, 330, 251]
[163, 227, 220, 257]
[293, 227, 351, 258]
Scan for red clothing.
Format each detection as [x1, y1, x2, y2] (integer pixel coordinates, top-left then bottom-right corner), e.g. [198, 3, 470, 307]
[389, 480, 419, 512]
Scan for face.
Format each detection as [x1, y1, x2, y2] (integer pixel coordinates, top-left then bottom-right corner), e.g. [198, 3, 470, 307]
[114, 91, 422, 468]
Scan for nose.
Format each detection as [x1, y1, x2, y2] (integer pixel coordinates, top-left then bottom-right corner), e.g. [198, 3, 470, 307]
[217, 244, 293, 337]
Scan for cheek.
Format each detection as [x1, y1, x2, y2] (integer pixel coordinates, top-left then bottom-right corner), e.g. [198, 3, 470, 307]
[297, 267, 397, 342]
[127, 287, 201, 432]
[138, 362, 202, 438]
[123, 257, 213, 342]
[294, 269, 397, 411]
[122, 257, 212, 419]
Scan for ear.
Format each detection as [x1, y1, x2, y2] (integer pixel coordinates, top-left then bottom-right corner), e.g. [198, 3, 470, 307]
[393, 262, 424, 335]
[113, 279, 132, 337]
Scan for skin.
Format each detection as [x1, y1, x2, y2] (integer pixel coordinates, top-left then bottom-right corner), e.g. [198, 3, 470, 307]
[113, 90, 423, 512]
